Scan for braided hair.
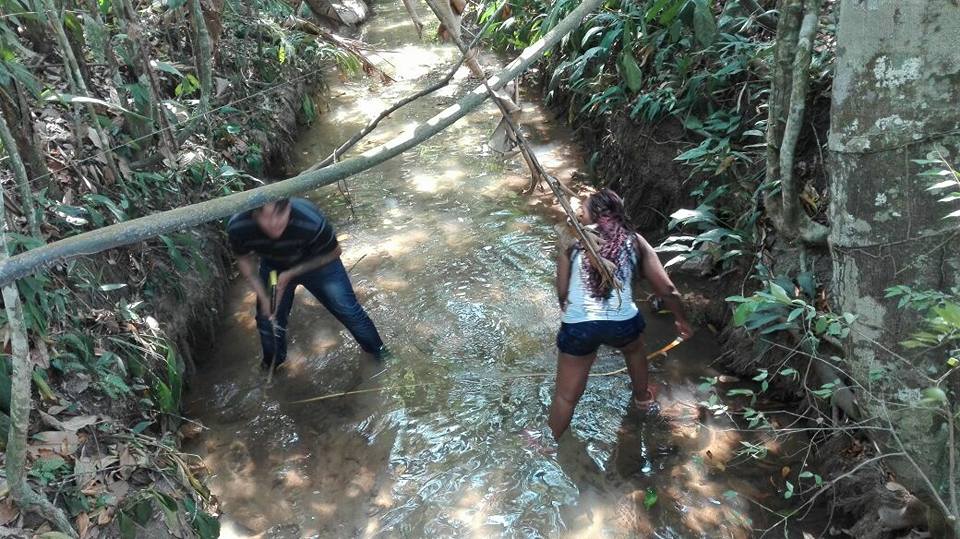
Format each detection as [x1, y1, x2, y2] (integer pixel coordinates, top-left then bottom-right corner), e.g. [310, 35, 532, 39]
[582, 189, 635, 299]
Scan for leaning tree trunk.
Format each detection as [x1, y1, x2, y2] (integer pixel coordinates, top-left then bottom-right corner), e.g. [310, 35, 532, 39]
[190, 0, 214, 135]
[0, 113, 77, 538]
[0, 109, 39, 237]
[828, 1, 960, 535]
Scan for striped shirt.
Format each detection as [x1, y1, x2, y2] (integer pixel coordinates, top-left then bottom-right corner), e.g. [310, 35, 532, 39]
[227, 198, 338, 270]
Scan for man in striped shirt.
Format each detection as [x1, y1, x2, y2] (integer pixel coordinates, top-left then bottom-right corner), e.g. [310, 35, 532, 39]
[227, 197, 385, 368]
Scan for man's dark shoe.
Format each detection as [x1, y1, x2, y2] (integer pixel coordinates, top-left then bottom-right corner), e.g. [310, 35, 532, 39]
[260, 357, 286, 371]
[373, 345, 393, 363]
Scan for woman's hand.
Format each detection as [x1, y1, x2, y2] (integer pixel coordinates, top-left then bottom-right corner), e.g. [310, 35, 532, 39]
[675, 319, 694, 340]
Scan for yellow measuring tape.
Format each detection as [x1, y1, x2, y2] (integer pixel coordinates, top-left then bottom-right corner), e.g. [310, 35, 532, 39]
[288, 337, 685, 405]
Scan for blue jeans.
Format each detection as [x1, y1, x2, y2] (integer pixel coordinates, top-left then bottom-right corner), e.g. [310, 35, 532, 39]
[256, 259, 384, 365]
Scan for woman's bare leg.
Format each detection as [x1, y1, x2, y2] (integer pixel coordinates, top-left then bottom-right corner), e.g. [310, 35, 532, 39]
[618, 335, 651, 403]
[548, 352, 597, 439]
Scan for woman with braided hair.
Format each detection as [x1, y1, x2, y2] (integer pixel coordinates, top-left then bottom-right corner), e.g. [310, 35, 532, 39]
[548, 188, 693, 440]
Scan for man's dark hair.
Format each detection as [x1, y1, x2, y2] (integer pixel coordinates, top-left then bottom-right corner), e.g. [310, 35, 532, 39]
[259, 168, 291, 210]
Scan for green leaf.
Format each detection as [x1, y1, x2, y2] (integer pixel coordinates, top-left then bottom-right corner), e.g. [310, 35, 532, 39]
[643, 487, 658, 509]
[129, 498, 154, 525]
[784, 480, 794, 499]
[99, 283, 127, 291]
[769, 282, 792, 304]
[158, 235, 190, 272]
[619, 51, 643, 92]
[921, 387, 948, 405]
[183, 498, 220, 539]
[692, 0, 716, 47]
[733, 302, 756, 326]
[118, 511, 137, 539]
[175, 74, 200, 97]
[927, 180, 958, 191]
[152, 61, 183, 77]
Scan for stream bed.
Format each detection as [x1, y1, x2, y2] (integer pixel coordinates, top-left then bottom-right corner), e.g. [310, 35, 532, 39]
[185, 2, 817, 537]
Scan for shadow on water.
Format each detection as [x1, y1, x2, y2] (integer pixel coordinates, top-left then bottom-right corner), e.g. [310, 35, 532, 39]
[185, 1, 823, 537]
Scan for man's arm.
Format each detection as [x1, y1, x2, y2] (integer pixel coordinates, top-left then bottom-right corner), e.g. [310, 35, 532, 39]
[285, 245, 342, 279]
[636, 234, 693, 339]
[272, 246, 342, 312]
[236, 253, 271, 315]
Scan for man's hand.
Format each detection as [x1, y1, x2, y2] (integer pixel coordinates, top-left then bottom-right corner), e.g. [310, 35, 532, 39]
[675, 319, 694, 340]
[257, 291, 272, 318]
[272, 271, 295, 316]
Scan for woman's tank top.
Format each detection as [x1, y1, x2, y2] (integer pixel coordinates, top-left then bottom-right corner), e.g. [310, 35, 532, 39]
[562, 237, 639, 324]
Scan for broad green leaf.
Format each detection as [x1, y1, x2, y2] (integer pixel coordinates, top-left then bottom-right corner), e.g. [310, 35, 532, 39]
[620, 51, 642, 92]
[692, 0, 716, 47]
[769, 282, 792, 303]
[152, 61, 183, 77]
[733, 302, 756, 326]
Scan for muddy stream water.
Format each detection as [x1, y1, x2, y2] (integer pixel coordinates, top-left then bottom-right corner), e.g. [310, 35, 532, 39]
[186, 2, 816, 537]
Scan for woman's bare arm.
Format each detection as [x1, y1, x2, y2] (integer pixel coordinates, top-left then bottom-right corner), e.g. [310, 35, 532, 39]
[636, 234, 693, 338]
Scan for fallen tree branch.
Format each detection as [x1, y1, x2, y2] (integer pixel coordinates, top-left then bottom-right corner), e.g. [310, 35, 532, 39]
[0, 0, 605, 287]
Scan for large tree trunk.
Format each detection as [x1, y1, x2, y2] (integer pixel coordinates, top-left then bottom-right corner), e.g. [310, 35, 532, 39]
[828, 1, 960, 534]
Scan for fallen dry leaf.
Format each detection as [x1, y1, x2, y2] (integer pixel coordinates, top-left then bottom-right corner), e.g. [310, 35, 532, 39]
[97, 506, 115, 526]
[30, 431, 80, 456]
[59, 415, 100, 432]
[0, 499, 19, 526]
[76, 512, 91, 539]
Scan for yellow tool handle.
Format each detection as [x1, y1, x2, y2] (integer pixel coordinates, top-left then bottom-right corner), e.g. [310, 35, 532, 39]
[269, 270, 278, 287]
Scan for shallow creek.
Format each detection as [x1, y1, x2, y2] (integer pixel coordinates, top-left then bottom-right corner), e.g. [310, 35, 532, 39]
[186, 2, 816, 537]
